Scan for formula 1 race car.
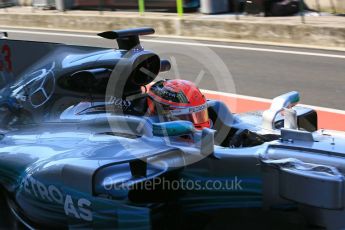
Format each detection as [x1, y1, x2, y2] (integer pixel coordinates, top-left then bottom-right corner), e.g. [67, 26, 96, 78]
[0, 28, 344, 230]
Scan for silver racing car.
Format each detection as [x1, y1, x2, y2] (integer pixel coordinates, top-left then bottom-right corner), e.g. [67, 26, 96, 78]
[0, 28, 344, 230]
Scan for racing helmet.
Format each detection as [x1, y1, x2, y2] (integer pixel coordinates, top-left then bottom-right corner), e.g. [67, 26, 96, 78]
[147, 79, 211, 129]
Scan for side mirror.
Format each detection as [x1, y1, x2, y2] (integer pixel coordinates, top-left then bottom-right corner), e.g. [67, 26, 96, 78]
[262, 91, 300, 130]
[0, 32, 8, 39]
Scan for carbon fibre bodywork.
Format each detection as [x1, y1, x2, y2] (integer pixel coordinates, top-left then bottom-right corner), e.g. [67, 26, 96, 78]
[1, 28, 345, 230]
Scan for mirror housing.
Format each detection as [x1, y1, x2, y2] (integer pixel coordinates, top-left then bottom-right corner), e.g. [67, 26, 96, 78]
[262, 91, 300, 130]
[0, 32, 8, 39]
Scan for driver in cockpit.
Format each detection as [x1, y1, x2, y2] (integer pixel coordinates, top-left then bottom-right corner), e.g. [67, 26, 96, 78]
[146, 79, 274, 147]
[146, 79, 211, 130]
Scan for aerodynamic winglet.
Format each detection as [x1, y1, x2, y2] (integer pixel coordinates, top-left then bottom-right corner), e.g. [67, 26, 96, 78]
[97, 27, 155, 40]
[97, 27, 155, 50]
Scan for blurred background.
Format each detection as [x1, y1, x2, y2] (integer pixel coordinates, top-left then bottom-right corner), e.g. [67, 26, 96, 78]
[1, 0, 344, 16]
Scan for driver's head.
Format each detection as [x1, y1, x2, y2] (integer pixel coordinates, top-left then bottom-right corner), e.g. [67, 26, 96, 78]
[147, 79, 211, 130]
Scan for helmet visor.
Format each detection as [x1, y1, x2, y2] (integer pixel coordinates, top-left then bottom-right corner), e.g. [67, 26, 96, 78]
[172, 106, 209, 126]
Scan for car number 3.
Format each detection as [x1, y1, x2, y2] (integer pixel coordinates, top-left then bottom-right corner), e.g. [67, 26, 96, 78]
[0, 45, 12, 72]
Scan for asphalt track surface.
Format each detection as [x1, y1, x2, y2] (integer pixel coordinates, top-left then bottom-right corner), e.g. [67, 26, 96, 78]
[1, 28, 345, 111]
